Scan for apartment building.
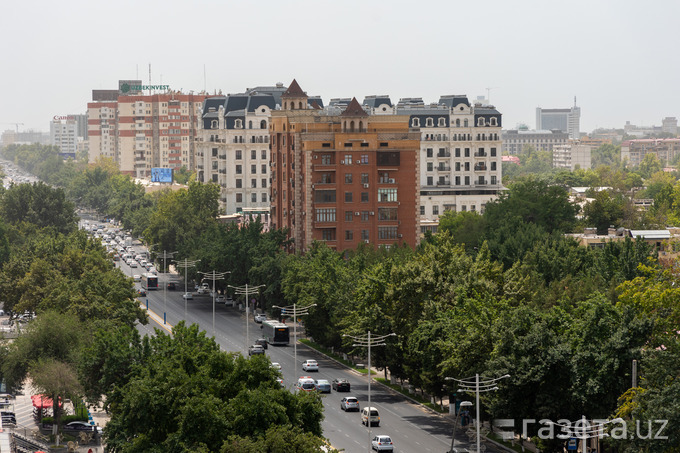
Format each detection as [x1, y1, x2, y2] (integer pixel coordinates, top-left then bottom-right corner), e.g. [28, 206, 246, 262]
[50, 118, 79, 159]
[502, 129, 569, 154]
[396, 96, 502, 219]
[87, 89, 119, 164]
[270, 80, 419, 252]
[621, 139, 680, 167]
[552, 144, 592, 170]
[196, 85, 287, 215]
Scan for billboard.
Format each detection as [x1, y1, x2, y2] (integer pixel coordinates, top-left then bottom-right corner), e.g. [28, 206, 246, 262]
[151, 168, 173, 183]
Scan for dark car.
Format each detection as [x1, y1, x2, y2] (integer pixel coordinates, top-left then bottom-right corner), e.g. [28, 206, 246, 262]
[332, 378, 350, 392]
[137, 288, 146, 297]
[167, 282, 178, 290]
[255, 338, 268, 349]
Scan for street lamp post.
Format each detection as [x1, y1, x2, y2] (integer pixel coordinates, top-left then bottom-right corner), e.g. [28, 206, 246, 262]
[228, 283, 265, 352]
[175, 258, 199, 320]
[272, 303, 316, 372]
[343, 330, 396, 453]
[160, 250, 177, 325]
[198, 270, 230, 337]
[449, 400, 473, 453]
[447, 374, 510, 453]
[549, 417, 624, 453]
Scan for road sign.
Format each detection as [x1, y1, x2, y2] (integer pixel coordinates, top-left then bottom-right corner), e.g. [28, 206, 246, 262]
[567, 438, 578, 450]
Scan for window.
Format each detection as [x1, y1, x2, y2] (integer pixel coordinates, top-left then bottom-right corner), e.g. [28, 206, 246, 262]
[490, 117, 497, 126]
[465, 162, 470, 171]
[427, 176, 433, 185]
[251, 150, 256, 159]
[455, 148, 461, 157]
[315, 208, 336, 222]
[361, 211, 369, 221]
[361, 192, 369, 203]
[212, 147, 218, 157]
[426, 148, 433, 158]
[361, 173, 369, 184]
[236, 165, 242, 174]
[491, 162, 496, 171]
[455, 176, 460, 185]
[235, 150, 242, 160]
[361, 230, 369, 241]
[427, 162, 433, 171]
[378, 226, 398, 240]
[261, 149, 267, 159]
[344, 154, 352, 164]
[455, 162, 460, 171]
[378, 207, 398, 221]
[262, 178, 267, 188]
[464, 148, 470, 157]
[360, 155, 369, 164]
[378, 188, 398, 202]
[321, 154, 332, 165]
[261, 193, 267, 202]
[236, 180, 243, 189]
[420, 205, 425, 215]
[251, 179, 257, 188]
[462, 205, 467, 212]
[251, 193, 257, 202]
[262, 164, 267, 174]
[491, 176, 497, 184]
[314, 190, 336, 203]
[235, 119, 242, 128]
[471, 205, 476, 212]
[345, 192, 353, 202]
[345, 230, 354, 240]
[478, 117, 485, 126]
[433, 205, 439, 215]
[438, 117, 446, 127]
[250, 165, 256, 174]
[491, 147, 497, 157]
[465, 176, 470, 185]
[345, 211, 353, 221]
[412, 118, 420, 127]
[236, 193, 243, 203]
[464, 119, 468, 127]
[426, 117, 434, 127]
[322, 229, 335, 241]
[345, 173, 353, 184]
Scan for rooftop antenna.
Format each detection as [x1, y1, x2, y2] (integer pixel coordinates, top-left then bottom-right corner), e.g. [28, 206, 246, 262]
[574, 96, 577, 107]
[204, 64, 206, 93]
[486, 87, 498, 104]
[148, 63, 152, 94]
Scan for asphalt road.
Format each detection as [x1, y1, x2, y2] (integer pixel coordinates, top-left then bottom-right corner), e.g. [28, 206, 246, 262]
[118, 257, 495, 453]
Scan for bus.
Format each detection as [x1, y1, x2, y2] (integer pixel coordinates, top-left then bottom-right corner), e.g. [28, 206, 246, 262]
[141, 273, 159, 291]
[262, 320, 290, 346]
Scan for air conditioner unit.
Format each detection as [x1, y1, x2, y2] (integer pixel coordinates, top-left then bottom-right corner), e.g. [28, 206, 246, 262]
[370, 212, 375, 216]
[363, 183, 369, 188]
[355, 212, 360, 216]
[311, 184, 315, 189]
[398, 234, 403, 238]
[364, 239, 370, 243]
[341, 160, 345, 164]
[314, 155, 318, 159]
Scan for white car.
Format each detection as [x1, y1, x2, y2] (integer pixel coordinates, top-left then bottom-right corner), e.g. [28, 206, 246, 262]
[254, 313, 267, 323]
[182, 293, 193, 300]
[371, 435, 393, 451]
[302, 360, 319, 372]
[133, 274, 141, 282]
[270, 362, 282, 371]
[215, 295, 226, 303]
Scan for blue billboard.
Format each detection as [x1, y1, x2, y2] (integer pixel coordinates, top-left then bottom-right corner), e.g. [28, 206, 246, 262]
[151, 168, 173, 183]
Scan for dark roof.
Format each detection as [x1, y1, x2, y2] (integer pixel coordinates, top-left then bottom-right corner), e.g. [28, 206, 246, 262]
[341, 98, 368, 117]
[474, 107, 501, 115]
[308, 96, 324, 108]
[282, 79, 306, 97]
[363, 96, 392, 108]
[438, 95, 470, 108]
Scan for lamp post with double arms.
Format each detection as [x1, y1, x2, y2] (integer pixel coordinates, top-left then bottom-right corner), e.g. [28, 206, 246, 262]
[228, 283, 265, 352]
[343, 330, 396, 453]
[175, 258, 199, 320]
[272, 303, 316, 372]
[446, 374, 510, 453]
[198, 270, 230, 338]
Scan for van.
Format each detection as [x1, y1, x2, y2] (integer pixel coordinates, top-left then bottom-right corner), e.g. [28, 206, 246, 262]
[361, 406, 380, 427]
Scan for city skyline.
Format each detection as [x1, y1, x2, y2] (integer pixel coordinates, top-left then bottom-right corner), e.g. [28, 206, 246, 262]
[2, 0, 679, 133]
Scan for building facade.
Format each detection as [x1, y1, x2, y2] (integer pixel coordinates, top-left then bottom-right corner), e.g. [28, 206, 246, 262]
[552, 144, 592, 170]
[50, 118, 79, 159]
[502, 129, 569, 154]
[621, 139, 680, 167]
[270, 80, 420, 252]
[536, 103, 580, 139]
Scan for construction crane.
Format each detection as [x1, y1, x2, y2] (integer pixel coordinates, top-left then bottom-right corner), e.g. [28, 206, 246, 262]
[1, 123, 24, 133]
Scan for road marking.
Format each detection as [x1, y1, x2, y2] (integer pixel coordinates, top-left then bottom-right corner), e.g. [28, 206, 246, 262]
[140, 304, 173, 334]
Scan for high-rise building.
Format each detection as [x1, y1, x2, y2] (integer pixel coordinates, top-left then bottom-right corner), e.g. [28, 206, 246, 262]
[552, 144, 591, 170]
[50, 117, 79, 159]
[536, 100, 580, 139]
[270, 80, 420, 252]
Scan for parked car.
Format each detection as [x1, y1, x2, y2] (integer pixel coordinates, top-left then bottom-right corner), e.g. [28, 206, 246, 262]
[302, 359, 318, 372]
[248, 345, 265, 356]
[340, 396, 360, 411]
[255, 338, 268, 349]
[65, 421, 103, 433]
[371, 435, 394, 451]
[361, 407, 380, 427]
[254, 313, 267, 323]
[315, 379, 331, 393]
[332, 378, 350, 392]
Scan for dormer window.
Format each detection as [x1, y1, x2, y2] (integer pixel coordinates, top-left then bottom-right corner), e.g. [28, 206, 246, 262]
[211, 120, 218, 129]
[477, 117, 486, 126]
[235, 119, 243, 129]
[426, 117, 434, 127]
[490, 117, 497, 126]
[411, 118, 420, 127]
[438, 117, 446, 127]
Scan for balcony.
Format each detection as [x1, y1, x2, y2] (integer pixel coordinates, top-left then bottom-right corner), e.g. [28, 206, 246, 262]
[437, 151, 451, 157]
[437, 165, 451, 171]
[436, 180, 451, 186]
[476, 180, 489, 186]
[474, 164, 487, 171]
[474, 151, 487, 157]
[379, 177, 396, 184]
[313, 163, 336, 171]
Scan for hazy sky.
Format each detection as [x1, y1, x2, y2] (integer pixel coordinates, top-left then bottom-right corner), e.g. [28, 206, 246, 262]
[2, 0, 679, 133]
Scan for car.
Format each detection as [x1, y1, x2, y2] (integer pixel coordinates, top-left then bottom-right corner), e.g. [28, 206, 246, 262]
[332, 378, 350, 392]
[65, 421, 103, 433]
[215, 295, 226, 303]
[371, 435, 394, 451]
[254, 313, 267, 323]
[276, 377, 284, 387]
[340, 396, 360, 411]
[167, 282, 177, 290]
[196, 287, 210, 295]
[248, 345, 265, 356]
[133, 274, 141, 282]
[361, 406, 380, 427]
[270, 362, 282, 371]
[182, 292, 193, 300]
[255, 338, 268, 349]
[296, 377, 316, 392]
[302, 359, 318, 372]
[315, 379, 331, 393]
[137, 288, 146, 297]
[129, 261, 138, 268]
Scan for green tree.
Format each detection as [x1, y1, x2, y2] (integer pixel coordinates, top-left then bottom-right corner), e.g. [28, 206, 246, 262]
[637, 153, 662, 179]
[582, 189, 626, 234]
[437, 210, 485, 253]
[0, 182, 77, 234]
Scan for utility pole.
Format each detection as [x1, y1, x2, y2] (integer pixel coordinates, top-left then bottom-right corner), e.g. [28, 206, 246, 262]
[198, 270, 230, 337]
[175, 258, 199, 319]
[228, 283, 265, 352]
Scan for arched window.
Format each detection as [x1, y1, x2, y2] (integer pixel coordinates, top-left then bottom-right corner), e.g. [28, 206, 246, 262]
[438, 117, 446, 127]
[249, 121, 253, 129]
[490, 117, 497, 126]
[412, 118, 420, 127]
[359, 121, 363, 132]
[235, 119, 242, 129]
[290, 103, 294, 110]
[464, 119, 468, 127]
[211, 120, 218, 129]
[478, 117, 485, 126]
[260, 120, 267, 129]
[350, 120, 355, 132]
[298, 101, 303, 109]
[426, 117, 434, 127]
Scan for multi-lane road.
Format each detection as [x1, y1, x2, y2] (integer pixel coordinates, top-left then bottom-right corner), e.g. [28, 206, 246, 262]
[118, 256, 493, 453]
